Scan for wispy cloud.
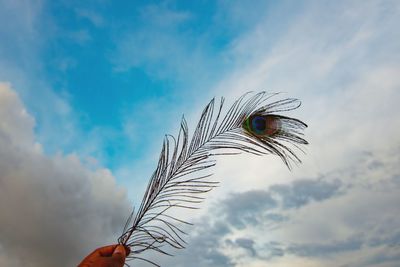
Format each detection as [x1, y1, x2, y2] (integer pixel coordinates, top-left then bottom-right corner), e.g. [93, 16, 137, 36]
[111, 2, 230, 89]
[149, 1, 400, 266]
[75, 8, 105, 27]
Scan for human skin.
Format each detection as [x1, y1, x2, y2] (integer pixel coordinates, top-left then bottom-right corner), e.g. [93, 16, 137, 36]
[78, 244, 130, 267]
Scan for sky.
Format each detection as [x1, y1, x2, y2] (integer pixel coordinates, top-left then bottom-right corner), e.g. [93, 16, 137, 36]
[0, 0, 399, 266]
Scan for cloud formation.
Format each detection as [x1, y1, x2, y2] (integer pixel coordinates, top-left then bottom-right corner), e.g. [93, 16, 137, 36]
[159, 147, 400, 267]
[136, 2, 400, 265]
[0, 83, 131, 267]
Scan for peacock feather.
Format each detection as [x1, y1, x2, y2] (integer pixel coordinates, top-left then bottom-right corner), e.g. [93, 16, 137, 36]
[117, 92, 308, 266]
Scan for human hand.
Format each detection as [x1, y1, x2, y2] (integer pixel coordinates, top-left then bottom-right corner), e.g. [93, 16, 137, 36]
[78, 244, 130, 267]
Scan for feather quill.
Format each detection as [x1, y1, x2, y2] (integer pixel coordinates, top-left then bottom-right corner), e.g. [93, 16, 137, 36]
[118, 92, 308, 266]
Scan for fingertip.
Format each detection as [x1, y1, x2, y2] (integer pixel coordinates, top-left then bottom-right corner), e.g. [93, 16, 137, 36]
[98, 244, 119, 257]
[115, 245, 126, 254]
[112, 245, 126, 260]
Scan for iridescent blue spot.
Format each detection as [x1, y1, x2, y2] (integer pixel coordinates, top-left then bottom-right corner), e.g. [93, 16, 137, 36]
[251, 116, 266, 134]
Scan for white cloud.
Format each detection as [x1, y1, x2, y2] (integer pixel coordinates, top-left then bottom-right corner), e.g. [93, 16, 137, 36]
[0, 83, 131, 267]
[0, 0, 85, 155]
[204, 0, 400, 190]
[144, 0, 400, 266]
[156, 144, 400, 267]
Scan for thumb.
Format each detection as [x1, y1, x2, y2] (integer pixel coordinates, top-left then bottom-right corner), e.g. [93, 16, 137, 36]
[111, 245, 126, 266]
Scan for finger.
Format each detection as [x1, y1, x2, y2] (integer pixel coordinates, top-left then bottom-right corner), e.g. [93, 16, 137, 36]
[79, 248, 103, 264]
[97, 244, 119, 257]
[110, 245, 126, 265]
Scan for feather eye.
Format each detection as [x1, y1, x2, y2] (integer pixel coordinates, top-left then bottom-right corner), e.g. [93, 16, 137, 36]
[243, 114, 282, 136]
[118, 92, 308, 267]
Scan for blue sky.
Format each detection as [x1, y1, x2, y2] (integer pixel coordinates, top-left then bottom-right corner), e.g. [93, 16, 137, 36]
[1, 1, 400, 267]
[2, 0, 294, 174]
[0, 0, 310, 197]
